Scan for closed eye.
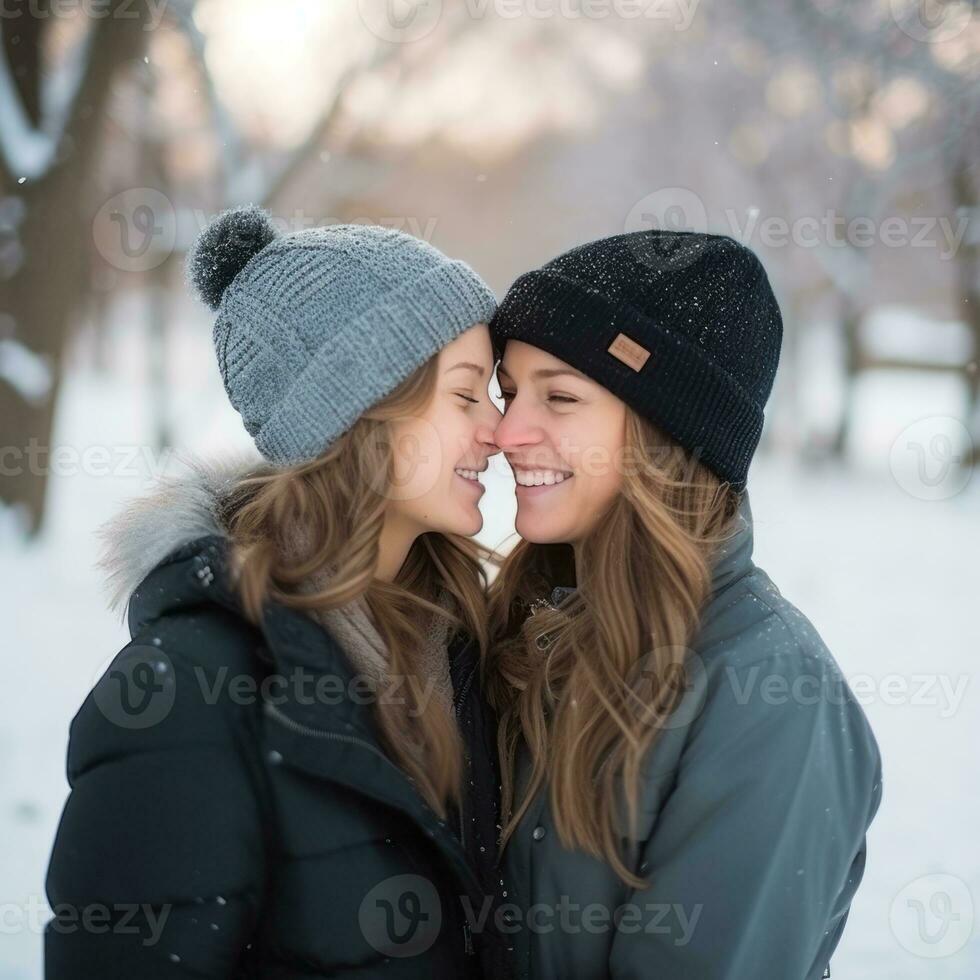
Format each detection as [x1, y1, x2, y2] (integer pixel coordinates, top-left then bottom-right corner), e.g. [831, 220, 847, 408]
[496, 388, 577, 405]
[456, 392, 479, 404]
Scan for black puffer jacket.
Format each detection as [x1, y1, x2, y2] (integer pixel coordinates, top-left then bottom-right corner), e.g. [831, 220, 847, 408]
[44, 462, 513, 979]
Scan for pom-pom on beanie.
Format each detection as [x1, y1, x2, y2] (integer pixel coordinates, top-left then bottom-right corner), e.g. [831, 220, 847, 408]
[489, 230, 783, 491]
[186, 205, 497, 466]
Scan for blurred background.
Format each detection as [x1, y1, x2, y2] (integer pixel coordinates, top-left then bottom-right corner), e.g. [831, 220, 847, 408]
[1, 0, 978, 977]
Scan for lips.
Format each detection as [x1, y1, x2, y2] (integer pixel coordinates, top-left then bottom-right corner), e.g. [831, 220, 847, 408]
[454, 466, 486, 496]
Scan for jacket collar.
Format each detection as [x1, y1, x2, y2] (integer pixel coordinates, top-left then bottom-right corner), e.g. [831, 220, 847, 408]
[708, 489, 755, 596]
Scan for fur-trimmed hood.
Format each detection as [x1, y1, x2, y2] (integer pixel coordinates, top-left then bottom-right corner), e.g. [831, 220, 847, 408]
[96, 451, 266, 617]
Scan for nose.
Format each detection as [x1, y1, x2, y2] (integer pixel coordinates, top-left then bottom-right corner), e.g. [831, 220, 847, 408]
[474, 398, 503, 458]
[493, 398, 542, 453]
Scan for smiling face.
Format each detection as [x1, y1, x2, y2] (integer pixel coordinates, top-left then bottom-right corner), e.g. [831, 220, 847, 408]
[385, 324, 501, 541]
[493, 340, 627, 546]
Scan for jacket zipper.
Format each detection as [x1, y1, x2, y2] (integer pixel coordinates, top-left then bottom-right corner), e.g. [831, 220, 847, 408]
[453, 663, 476, 713]
[457, 794, 474, 956]
[263, 699, 477, 959]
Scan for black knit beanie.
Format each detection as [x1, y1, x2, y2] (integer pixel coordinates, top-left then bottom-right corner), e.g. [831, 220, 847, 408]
[489, 230, 783, 491]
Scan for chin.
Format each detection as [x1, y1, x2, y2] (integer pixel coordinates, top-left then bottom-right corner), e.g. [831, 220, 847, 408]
[461, 510, 484, 536]
[440, 507, 482, 538]
[515, 514, 569, 545]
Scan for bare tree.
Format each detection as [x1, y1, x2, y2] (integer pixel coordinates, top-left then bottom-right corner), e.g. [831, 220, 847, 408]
[0, 0, 152, 533]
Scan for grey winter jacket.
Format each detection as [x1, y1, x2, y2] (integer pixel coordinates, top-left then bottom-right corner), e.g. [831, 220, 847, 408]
[500, 490, 882, 980]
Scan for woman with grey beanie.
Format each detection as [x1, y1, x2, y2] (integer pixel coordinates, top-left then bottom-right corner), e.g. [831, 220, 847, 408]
[43, 206, 513, 978]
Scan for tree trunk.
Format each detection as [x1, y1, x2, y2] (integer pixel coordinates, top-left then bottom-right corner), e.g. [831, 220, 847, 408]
[0, 7, 150, 534]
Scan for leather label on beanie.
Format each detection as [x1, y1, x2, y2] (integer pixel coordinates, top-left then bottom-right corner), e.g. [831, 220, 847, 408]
[607, 333, 651, 372]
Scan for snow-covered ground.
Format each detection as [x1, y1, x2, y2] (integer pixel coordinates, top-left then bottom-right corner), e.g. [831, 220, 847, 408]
[2, 324, 978, 978]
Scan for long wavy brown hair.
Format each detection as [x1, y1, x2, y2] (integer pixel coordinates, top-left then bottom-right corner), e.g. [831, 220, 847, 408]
[216, 358, 492, 817]
[486, 411, 742, 886]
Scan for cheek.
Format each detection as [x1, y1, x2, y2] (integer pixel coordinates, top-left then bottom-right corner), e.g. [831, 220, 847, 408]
[571, 468, 619, 525]
[569, 436, 624, 522]
[389, 422, 444, 502]
[592, 451, 624, 499]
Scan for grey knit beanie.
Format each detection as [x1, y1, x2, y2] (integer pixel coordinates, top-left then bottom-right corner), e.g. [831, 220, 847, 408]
[185, 205, 497, 465]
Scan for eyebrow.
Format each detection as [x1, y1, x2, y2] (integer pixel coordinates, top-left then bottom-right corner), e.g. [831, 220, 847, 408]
[446, 361, 486, 378]
[496, 365, 589, 382]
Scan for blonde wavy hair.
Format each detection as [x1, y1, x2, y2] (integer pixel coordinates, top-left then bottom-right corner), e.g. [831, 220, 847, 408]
[217, 358, 492, 817]
[487, 411, 742, 886]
